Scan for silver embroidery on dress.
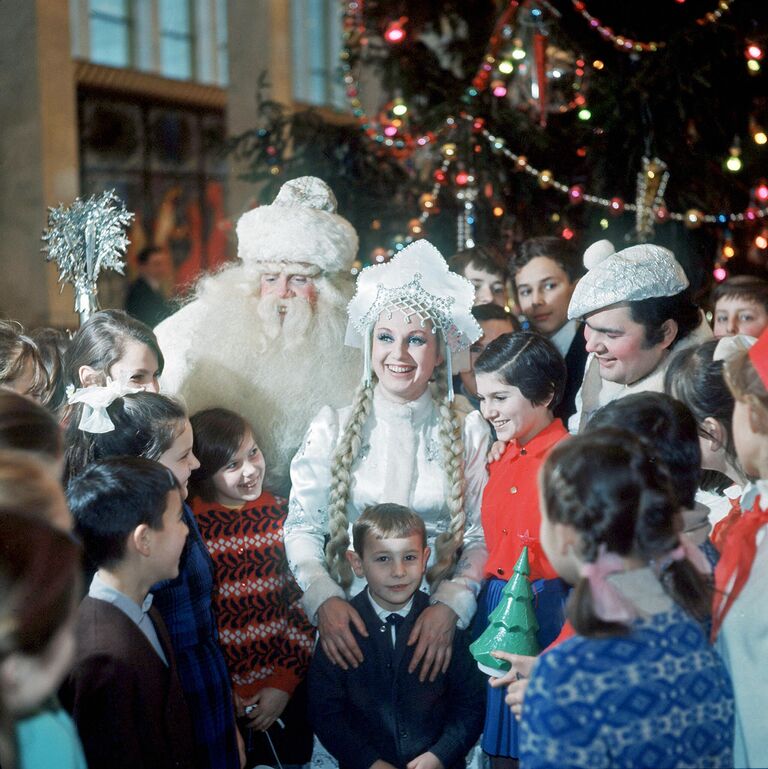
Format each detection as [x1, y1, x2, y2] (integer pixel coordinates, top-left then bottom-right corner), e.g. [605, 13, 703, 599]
[425, 438, 441, 463]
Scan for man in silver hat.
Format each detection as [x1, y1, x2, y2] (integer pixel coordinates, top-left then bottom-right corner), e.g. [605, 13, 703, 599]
[567, 240, 712, 433]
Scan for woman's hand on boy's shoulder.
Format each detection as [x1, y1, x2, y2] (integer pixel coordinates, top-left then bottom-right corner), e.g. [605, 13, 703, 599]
[407, 602, 458, 682]
[317, 596, 367, 669]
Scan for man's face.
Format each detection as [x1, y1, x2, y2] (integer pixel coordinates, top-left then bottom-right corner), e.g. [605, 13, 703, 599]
[460, 318, 516, 396]
[514, 256, 575, 336]
[463, 262, 508, 308]
[583, 305, 673, 386]
[260, 273, 317, 303]
[144, 252, 169, 283]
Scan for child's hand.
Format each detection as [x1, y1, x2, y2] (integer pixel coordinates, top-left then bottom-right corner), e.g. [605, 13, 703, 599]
[488, 651, 535, 687]
[317, 597, 367, 669]
[487, 440, 507, 463]
[407, 602, 458, 682]
[505, 677, 529, 721]
[243, 687, 290, 732]
[406, 751, 444, 769]
[488, 650, 535, 722]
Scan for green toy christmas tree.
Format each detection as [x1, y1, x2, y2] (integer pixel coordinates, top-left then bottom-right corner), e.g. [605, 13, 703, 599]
[470, 547, 540, 677]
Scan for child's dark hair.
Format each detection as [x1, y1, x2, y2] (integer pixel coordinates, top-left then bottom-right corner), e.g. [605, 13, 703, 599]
[189, 408, 250, 502]
[63, 309, 164, 389]
[352, 503, 427, 557]
[67, 456, 180, 568]
[450, 244, 508, 280]
[510, 236, 584, 284]
[0, 390, 62, 460]
[586, 392, 701, 510]
[665, 340, 741, 491]
[471, 302, 520, 329]
[711, 274, 768, 313]
[475, 331, 566, 410]
[0, 320, 48, 401]
[541, 428, 712, 637]
[29, 327, 70, 411]
[64, 392, 186, 483]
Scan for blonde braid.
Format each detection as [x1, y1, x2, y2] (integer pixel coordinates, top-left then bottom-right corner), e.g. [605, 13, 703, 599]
[324, 379, 374, 589]
[426, 363, 467, 588]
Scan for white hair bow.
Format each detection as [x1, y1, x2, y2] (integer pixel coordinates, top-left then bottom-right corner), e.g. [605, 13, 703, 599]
[66, 377, 143, 433]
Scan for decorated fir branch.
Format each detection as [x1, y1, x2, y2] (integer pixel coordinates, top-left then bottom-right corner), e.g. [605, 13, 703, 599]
[42, 190, 134, 324]
[470, 546, 540, 676]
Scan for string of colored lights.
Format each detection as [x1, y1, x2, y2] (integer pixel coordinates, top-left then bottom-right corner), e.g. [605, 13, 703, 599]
[570, 0, 735, 54]
[340, 0, 586, 152]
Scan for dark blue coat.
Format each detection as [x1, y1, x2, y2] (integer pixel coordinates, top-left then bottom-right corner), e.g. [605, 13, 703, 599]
[308, 589, 485, 769]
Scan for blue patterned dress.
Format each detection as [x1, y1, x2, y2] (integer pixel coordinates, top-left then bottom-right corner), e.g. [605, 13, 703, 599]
[152, 504, 241, 769]
[520, 601, 734, 769]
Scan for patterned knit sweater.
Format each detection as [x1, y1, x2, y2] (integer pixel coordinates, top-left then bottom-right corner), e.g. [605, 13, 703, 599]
[520, 604, 734, 769]
[191, 492, 315, 698]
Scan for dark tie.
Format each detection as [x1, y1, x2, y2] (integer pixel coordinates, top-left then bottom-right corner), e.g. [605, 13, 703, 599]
[386, 613, 404, 646]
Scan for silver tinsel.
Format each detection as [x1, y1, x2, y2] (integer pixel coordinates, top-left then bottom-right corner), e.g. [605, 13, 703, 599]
[41, 190, 134, 323]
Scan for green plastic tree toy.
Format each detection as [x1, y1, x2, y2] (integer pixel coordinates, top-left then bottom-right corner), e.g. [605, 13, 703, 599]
[470, 546, 540, 677]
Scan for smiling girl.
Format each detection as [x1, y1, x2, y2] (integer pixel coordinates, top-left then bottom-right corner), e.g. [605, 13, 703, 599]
[189, 408, 314, 769]
[473, 331, 570, 768]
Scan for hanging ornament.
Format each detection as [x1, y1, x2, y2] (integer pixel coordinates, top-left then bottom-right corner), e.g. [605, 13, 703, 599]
[497, 1, 590, 127]
[42, 190, 133, 324]
[635, 156, 670, 241]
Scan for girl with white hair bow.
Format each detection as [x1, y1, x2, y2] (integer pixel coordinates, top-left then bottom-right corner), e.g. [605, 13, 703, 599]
[285, 240, 491, 680]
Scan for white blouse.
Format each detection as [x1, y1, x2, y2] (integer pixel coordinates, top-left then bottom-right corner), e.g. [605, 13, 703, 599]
[284, 385, 491, 628]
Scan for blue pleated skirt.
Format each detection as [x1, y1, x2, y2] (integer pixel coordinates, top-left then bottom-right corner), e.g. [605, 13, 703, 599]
[474, 576, 570, 758]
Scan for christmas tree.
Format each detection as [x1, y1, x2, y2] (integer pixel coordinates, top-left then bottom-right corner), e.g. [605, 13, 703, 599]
[470, 547, 540, 676]
[230, 0, 768, 283]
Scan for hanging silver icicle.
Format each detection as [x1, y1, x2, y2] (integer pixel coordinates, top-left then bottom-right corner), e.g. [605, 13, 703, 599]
[634, 156, 669, 242]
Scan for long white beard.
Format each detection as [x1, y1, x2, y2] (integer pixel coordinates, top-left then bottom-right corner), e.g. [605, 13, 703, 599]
[255, 294, 314, 351]
[155, 265, 362, 497]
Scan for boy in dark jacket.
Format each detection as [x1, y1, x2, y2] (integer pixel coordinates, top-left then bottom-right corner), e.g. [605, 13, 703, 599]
[61, 457, 199, 769]
[308, 503, 485, 769]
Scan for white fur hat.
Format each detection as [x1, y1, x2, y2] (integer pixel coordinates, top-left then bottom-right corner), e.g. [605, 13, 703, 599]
[236, 176, 359, 274]
[568, 239, 689, 319]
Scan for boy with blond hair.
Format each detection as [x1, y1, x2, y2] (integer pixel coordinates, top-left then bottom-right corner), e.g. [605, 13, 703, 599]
[308, 503, 484, 769]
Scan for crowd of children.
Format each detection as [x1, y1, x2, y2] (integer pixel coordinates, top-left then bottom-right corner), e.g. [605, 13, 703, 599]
[1, 227, 767, 769]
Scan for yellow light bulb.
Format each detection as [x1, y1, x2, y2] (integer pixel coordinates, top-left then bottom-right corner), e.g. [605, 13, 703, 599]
[726, 155, 743, 172]
[498, 60, 514, 74]
[755, 131, 767, 145]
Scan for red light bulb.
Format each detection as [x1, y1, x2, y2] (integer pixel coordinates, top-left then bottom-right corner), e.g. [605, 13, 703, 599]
[384, 17, 407, 44]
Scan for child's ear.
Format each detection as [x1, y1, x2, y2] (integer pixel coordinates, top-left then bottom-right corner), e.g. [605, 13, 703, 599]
[132, 524, 152, 557]
[346, 550, 365, 578]
[701, 416, 725, 451]
[78, 365, 102, 388]
[421, 546, 431, 573]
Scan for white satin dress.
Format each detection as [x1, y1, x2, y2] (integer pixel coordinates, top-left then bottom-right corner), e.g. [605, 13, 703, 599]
[284, 385, 491, 628]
